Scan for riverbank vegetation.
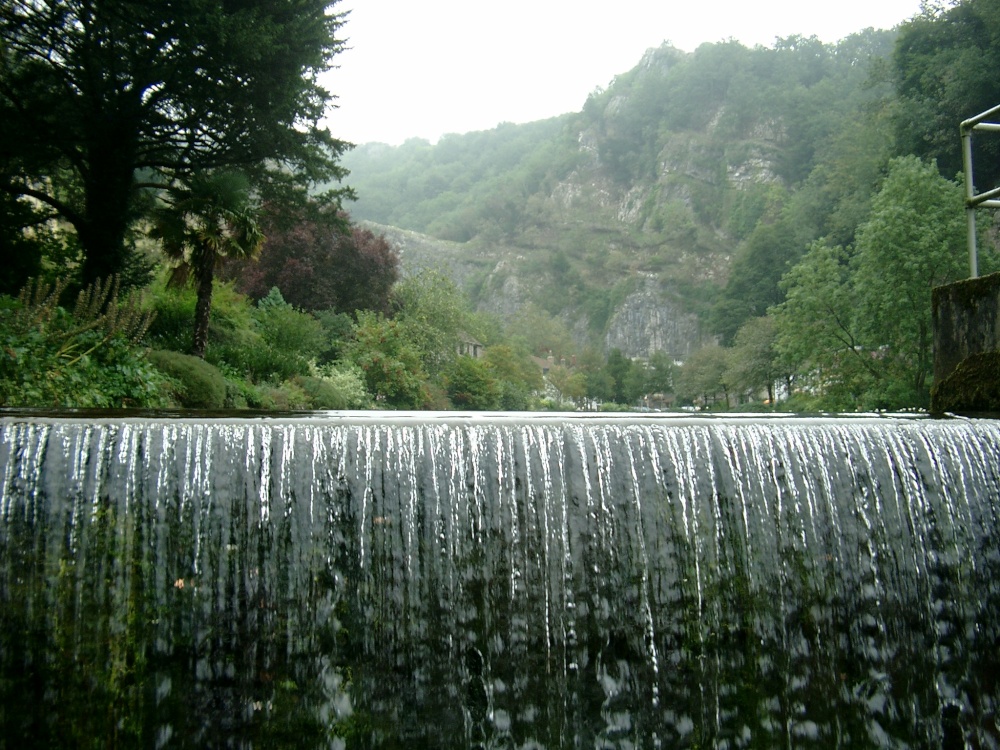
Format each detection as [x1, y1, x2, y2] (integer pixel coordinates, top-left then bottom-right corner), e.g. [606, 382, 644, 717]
[3, 0, 999, 412]
[0, 257, 678, 411]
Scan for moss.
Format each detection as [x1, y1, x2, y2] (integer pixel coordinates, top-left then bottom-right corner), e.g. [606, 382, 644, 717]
[930, 351, 1000, 415]
[148, 349, 228, 408]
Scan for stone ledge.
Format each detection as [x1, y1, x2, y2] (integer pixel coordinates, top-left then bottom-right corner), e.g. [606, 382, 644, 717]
[932, 272, 1000, 414]
[931, 351, 1000, 415]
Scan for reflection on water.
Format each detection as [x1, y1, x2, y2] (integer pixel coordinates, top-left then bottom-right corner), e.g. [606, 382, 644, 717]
[1, 414, 999, 748]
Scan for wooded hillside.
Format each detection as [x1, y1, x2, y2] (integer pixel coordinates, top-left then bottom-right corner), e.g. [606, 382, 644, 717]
[340, 0, 1000, 409]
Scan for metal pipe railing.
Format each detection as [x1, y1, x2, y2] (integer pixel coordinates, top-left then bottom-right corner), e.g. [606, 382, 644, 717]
[959, 104, 1000, 278]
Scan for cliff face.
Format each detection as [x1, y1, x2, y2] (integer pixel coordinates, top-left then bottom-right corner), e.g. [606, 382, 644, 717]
[343, 34, 893, 361]
[604, 279, 703, 361]
[374, 216, 710, 360]
[363, 94, 781, 359]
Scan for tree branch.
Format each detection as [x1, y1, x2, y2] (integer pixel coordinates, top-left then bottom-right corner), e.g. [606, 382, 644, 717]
[0, 182, 83, 227]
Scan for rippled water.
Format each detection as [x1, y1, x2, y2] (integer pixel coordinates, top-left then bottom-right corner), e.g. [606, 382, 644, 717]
[1, 413, 998, 748]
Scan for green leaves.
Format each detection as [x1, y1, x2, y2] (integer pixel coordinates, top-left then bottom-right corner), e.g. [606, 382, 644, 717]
[773, 157, 975, 409]
[151, 171, 264, 358]
[0, 278, 169, 408]
[346, 311, 427, 409]
[852, 156, 967, 401]
[443, 357, 501, 411]
[1, 0, 350, 283]
[893, 0, 1000, 186]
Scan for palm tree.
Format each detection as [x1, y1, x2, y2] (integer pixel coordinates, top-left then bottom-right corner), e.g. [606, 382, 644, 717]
[152, 172, 264, 358]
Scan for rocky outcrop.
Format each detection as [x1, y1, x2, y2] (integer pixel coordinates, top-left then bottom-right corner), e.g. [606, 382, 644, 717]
[368, 222, 710, 362]
[477, 262, 526, 320]
[604, 279, 703, 360]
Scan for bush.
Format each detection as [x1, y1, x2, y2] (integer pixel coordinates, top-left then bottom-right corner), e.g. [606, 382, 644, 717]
[313, 309, 354, 364]
[347, 311, 428, 408]
[496, 381, 531, 410]
[294, 376, 346, 409]
[247, 290, 327, 380]
[296, 364, 372, 410]
[223, 378, 271, 409]
[597, 402, 631, 412]
[144, 281, 197, 352]
[256, 380, 311, 410]
[0, 278, 169, 408]
[146, 282, 330, 385]
[444, 356, 500, 410]
[535, 397, 577, 412]
[207, 288, 328, 383]
[148, 349, 227, 409]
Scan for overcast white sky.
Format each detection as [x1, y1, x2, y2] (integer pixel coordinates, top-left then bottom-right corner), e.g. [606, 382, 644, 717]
[322, 0, 927, 146]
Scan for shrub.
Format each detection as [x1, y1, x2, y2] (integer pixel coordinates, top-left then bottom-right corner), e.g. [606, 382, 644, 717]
[294, 376, 348, 409]
[246, 290, 327, 381]
[147, 350, 227, 409]
[443, 356, 500, 410]
[496, 381, 530, 410]
[256, 380, 311, 410]
[223, 378, 271, 409]
[347, 311, 427, 408]
[296, 364, 372, 410]
[206, 288, 327, 383]
[535, 397, 577, 412]
[598, 402, 631, 412]
[0, 277, 169, 408]
[144, 281, 197, 352]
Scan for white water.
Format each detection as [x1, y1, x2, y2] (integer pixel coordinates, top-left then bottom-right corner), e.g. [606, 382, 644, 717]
[1, 413, 998, 748]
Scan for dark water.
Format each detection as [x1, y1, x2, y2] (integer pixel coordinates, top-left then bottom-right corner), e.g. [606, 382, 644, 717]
[1, 413, 999, 749]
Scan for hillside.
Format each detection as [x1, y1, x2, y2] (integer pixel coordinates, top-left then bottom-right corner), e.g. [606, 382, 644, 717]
[341, 32, 900, 360]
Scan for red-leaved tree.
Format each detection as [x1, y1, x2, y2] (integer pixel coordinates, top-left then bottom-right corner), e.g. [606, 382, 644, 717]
[225, 209, 399, 315]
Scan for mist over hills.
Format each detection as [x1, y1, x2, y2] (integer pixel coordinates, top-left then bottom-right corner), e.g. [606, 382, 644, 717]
[338, 26, 955, 361]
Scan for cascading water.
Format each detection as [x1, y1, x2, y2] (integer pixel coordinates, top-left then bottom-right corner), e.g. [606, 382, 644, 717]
[1, 412, 998, 749]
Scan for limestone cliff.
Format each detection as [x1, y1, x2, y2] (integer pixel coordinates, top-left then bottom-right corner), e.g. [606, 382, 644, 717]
[343, 33, 896, 361]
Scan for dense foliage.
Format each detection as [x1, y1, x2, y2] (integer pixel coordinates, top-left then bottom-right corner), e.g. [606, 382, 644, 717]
[0, 278, 168, 408]
[152, 172, 264, 358]
[340, 118, 581, 242]
[893, 0, 1000, 188]
[773, 156, 994, 410]
[3, 0, 999, 412]
[0, 0, 350, 288]
[223, 209, 400, 315]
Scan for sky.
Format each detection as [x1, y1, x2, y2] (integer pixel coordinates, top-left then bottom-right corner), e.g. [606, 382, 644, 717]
[322, 0, 927, 147]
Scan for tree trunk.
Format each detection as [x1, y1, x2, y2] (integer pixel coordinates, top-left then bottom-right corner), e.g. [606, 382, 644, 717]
[77, 208, 131, 286]
[77, 109, 139, 286]
[191, 246, 216, 359]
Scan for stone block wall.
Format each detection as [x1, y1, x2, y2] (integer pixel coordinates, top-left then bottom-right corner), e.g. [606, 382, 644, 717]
[931, 272, 1000, 414]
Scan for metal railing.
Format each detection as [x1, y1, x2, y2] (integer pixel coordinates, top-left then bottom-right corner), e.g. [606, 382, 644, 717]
[960, 103, 1000, 278]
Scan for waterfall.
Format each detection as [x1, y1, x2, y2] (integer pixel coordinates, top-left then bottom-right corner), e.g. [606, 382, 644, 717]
[1, 413, 998, 749]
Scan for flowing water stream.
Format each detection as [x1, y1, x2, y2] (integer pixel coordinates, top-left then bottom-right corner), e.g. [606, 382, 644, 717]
[1, 412, 998, 748]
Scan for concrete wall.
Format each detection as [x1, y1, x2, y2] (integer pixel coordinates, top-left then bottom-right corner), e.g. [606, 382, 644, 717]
[932, 272, 1000, 383]
[931, 272, 1000, 414]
